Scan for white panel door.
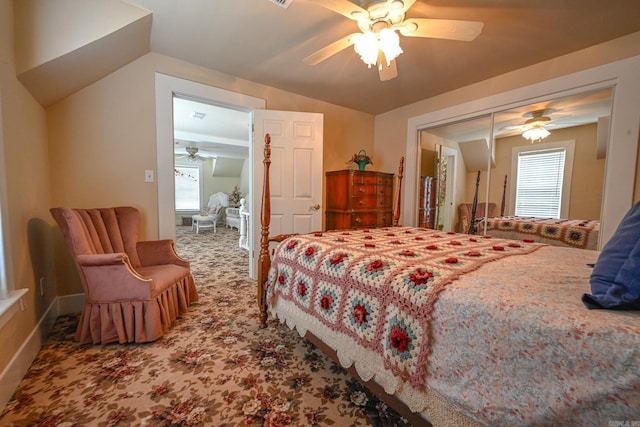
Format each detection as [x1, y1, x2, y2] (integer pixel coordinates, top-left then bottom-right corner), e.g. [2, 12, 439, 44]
[250, 110, 323, 279]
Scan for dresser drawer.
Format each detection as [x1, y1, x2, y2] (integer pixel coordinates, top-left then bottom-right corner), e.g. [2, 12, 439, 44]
[352, 174, 383, 185]
[352, 196, 386, 209]
[354, 184, 391, 198]
[353, 184, 378, 196]
[350, 213, 379, 228]
[350, 211, 393, 228]
[378, 211, 393, 227]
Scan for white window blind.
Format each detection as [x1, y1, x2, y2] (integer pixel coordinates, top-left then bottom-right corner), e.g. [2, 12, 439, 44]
[174, 166, 201, 211]
[515, 148, 566, 218]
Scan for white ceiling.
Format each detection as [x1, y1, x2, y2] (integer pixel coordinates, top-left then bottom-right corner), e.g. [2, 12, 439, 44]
[173, 97, 251, 159]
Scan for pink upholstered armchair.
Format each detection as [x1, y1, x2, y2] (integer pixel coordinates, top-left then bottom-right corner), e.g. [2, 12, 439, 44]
[458, 202, 497, 234]
[50, 207, 198, 344]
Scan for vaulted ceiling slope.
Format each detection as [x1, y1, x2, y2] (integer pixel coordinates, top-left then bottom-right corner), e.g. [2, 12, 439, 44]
[14, 0, 152, 107]
[14, 0, 640, 114]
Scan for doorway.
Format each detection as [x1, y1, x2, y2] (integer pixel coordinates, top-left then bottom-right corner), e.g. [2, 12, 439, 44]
[172, 96, 251, 234]
[154, 74, 266, 277]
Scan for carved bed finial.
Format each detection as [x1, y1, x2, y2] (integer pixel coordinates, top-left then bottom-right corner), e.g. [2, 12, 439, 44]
[469, 170, 481, 235]
[393, 156, 405, 226]
[501, 174, 507, 217]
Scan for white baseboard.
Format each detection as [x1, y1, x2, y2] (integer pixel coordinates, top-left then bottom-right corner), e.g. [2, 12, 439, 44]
[56, 293, 85, 316]
[0, 293, 84, 411]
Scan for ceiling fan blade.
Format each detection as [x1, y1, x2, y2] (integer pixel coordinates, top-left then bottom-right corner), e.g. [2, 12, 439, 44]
[377, 50, 398, 81]
[307, 0, 368, 21]
[398, 18, 484, 41]
[379, 60, 398, 81]
[303, 33, 358, 65]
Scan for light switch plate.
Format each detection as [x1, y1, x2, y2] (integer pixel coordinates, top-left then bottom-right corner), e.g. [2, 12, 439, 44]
[145, 170, 154, 182]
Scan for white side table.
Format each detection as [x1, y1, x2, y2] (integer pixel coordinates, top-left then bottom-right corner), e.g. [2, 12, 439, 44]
[192, 214, 216, 234]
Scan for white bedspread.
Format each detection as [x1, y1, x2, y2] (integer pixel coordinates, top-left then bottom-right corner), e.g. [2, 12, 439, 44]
[268, 228, 640, 426]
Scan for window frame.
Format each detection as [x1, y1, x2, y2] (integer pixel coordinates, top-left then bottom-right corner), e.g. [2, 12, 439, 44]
[174, 161, 204, 212]
[510, 140, 575, 219]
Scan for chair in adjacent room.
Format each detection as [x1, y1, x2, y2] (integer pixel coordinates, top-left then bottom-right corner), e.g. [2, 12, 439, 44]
[225, 207, 241, 230]
[50, 206, 199, 345]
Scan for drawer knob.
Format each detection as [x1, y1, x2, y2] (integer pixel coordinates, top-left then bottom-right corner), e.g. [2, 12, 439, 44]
[359, 187, 365, 193]
[354, 217, 362, 224]
[359, 200, 365, 205]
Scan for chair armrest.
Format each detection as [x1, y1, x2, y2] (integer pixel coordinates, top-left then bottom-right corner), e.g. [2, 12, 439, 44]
[76, 253, 152, 301]
[76, 253, 131, 267]
[137, 240, 190, 267]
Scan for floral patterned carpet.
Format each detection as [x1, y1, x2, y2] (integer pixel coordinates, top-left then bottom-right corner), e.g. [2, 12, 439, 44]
[1, 226, 410, 426]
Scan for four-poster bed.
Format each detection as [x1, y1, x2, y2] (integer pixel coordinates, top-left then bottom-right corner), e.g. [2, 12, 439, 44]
[257, 135, 640, 426]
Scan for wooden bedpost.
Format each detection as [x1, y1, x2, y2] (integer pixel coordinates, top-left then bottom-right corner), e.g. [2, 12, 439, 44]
[257, 134, 271, 328]
[468, 170, 481, 234]
[501, 174, 507, 217]
[393, 156, 404, 226]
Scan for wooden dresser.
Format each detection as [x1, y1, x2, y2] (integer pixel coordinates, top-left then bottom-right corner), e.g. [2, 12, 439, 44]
[325, 170, 394, 230]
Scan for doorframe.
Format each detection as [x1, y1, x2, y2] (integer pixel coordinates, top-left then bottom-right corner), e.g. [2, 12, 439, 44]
[438, 146, 457, 232]
[154, 73, 265, 241]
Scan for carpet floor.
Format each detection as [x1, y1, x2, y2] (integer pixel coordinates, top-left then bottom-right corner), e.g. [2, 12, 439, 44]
[0, 225, 410, 426]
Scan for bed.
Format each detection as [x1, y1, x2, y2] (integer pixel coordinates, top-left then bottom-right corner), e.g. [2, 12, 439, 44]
[468, 174, 600, 250]
[480, 216, 600, 250]
[256, 136, 640, 426]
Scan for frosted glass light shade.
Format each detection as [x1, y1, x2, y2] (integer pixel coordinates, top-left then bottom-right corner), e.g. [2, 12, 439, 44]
[522, 125, 550, 142]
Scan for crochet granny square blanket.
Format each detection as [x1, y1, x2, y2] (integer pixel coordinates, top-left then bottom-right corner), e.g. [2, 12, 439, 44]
[266, 226, 542, 390]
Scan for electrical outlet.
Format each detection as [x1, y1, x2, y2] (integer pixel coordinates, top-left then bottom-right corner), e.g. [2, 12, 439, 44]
[39, 277, 44, 296]
[145, 170, 154, 183]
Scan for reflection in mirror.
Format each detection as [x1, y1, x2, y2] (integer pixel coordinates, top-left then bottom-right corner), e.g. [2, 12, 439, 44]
[481, 87, 613, 249]
[490, 87, 613, 219]
[415, 86, 613, 249]
[418, 115, 492, 232]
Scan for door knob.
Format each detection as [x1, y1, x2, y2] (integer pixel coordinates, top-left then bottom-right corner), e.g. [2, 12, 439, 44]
[310, 204, 320, 211]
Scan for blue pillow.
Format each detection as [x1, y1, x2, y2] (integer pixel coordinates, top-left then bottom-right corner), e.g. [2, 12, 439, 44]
[582, 200, 640, 310]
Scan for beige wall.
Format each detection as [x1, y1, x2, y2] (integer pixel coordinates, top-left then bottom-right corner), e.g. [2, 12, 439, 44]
[47, 52, 374, 295]
[0, 0, 56, 379]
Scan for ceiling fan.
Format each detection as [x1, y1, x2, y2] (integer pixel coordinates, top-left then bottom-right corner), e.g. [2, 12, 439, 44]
[498, 110, 556, 142]
[175, 146, 216, 162]
[303, 0, 484, 81]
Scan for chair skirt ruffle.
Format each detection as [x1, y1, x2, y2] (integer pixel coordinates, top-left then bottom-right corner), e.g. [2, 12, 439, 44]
[75, 274, 198, 344]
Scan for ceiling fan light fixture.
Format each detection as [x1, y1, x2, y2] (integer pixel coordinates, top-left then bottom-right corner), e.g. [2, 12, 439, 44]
[354, 28, 402, 68]
[379, 28, 402, 64]
[522, 125, 550, 143]
[354, 31, 380, 66]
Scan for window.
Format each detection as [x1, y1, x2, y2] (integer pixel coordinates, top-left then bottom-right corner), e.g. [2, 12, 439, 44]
[511, 140, 575, 219]
[174, 165, 202, 211]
